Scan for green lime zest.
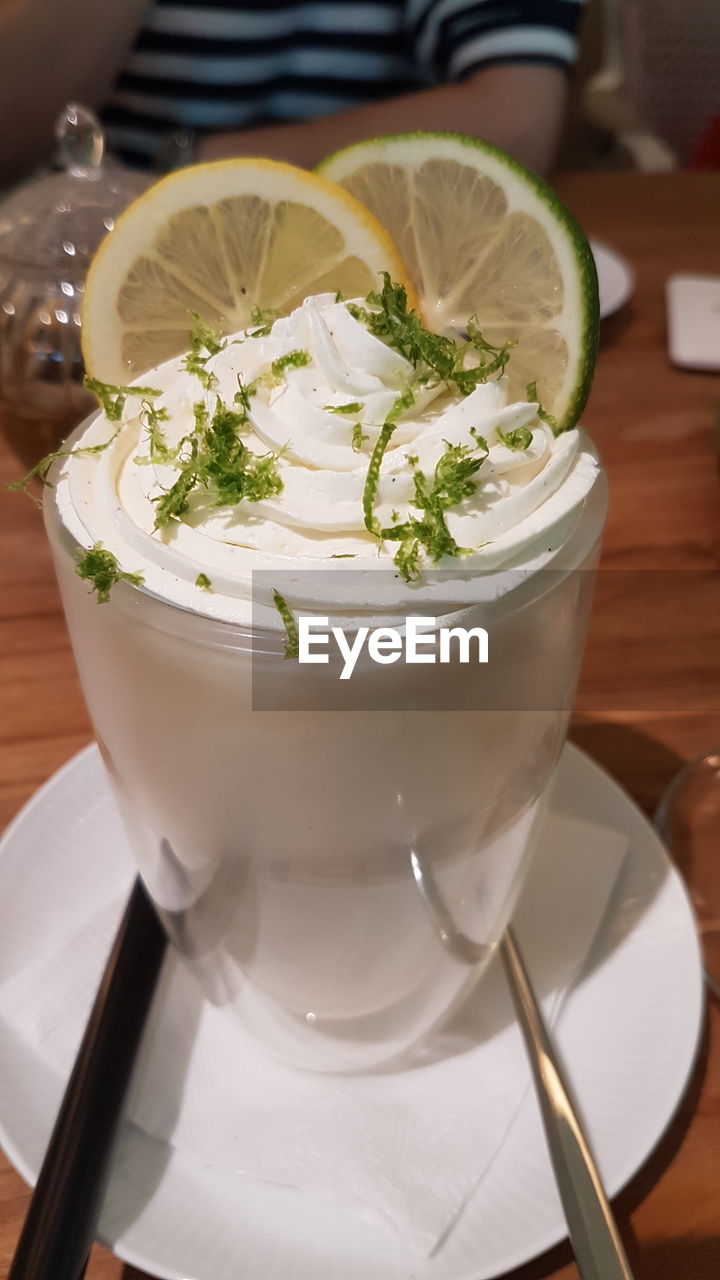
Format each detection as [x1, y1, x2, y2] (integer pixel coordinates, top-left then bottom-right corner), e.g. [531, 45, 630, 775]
[84, 376, 161, 421]
[272, 589, 299, 659]
[75, 543, 144, 603]
[433, 438, 489, 504]
[363, 425, 395, 535]
[242, 451, 285, 502]
[459, 318, 515, 391]
[153, 438, 200, 527]
[234, 376, 257, 413]
[349, 274, 514, 397]
[322, 402, 368, 449]
[271, 349, 311, 378]
[134, 400, 180, 466]
[251, 349, 311, 392]
[469, 428, 489, 451]
[183, 313, 227, 389]
[349, 274, 453, 374]
[195, 572, 212, 591]
[152, 395, 283, 529]
[380, 436, 489, 581]
[248, 305, 279, 338]
[526, 380, 562, 436]
[362, 386, 415, 536]
[7, 427, 122, 499]
[352, 422, 368, 452]
[393, 536, 422, 582]
[496, 424, 533, 451]
[324, 401, 363, 415]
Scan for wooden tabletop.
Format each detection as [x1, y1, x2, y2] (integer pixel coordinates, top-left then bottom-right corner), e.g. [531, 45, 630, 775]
[0, 171, 719, 1279]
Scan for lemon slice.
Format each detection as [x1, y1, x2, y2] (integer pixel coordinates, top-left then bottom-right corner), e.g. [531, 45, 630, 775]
[318, 132, 598, 429]
[82, 158, 417, 384]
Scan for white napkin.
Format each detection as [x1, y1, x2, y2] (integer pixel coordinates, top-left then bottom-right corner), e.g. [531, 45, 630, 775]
[0, 811, 627, 1255]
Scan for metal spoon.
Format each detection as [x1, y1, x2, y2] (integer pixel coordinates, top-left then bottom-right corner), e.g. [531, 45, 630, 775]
[410, 849, 636, 1280]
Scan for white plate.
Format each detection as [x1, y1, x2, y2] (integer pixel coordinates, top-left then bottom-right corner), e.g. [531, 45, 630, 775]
[0, 743, 703, 1280]
[591, 239, 635, 319]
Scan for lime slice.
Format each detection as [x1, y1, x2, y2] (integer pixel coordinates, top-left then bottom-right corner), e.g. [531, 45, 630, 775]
[81, 158, 417, 384]
[318, 132, 598, 429]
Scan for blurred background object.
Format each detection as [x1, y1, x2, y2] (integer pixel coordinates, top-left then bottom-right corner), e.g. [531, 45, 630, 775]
[0, 105, 147, 470]
[0, 4, 715, 470]
[0, 1, 591, 184]
[581, 0, 720, 171]
[0, 4, 716, 183]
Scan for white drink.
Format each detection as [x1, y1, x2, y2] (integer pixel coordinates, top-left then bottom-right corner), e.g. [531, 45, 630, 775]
[45, 293, 605, 1069]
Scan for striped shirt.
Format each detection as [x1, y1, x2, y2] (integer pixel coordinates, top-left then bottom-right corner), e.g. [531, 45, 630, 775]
[102, 0, 585, 168]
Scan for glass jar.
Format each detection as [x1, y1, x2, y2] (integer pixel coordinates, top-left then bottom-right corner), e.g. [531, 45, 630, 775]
[0, 104, 147, 469]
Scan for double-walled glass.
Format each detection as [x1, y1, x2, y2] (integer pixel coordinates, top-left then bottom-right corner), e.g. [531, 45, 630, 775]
[45, 438, 606, 1071]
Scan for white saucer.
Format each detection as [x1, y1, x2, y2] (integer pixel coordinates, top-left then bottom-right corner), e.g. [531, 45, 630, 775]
[0, 743, 703, 1280]
[591, 239, 635, 318]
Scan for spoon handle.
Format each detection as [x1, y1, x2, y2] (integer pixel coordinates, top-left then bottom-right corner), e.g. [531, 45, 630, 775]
[502, 929, 635, 1280]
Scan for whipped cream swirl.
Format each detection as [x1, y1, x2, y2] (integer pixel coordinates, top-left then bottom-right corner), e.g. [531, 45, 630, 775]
[55, 293, 600, 623]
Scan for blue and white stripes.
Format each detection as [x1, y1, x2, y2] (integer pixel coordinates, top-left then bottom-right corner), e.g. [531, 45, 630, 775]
[102, 0, 585, 167]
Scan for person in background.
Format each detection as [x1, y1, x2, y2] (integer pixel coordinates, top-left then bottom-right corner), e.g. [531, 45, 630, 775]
[0, 1, 585, 186]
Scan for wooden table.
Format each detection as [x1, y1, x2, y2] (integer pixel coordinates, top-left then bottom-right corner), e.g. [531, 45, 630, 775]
[0, 172, 718, 1279]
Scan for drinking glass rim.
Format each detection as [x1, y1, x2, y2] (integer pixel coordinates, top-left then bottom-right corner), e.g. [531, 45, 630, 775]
[44, 414, 608, 654]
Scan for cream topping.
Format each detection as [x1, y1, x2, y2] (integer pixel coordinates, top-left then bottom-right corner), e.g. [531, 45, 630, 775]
[55, 293, 600, 623]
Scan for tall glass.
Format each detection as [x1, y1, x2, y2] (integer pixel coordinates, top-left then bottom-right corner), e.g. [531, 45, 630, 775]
[45, 436, 606, 1071]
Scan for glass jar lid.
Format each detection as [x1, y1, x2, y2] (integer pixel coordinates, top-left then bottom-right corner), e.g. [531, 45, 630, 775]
[0, 103, 148, 276]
